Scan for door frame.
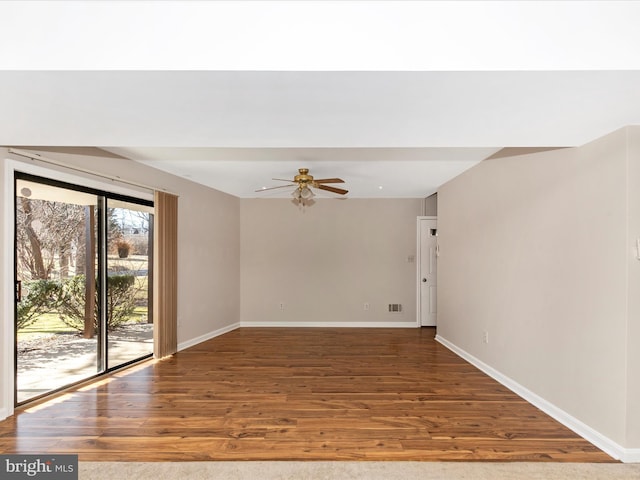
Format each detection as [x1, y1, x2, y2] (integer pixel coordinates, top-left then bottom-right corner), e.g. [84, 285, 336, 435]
[2, 156, 153, 419]
[416, 216, 438, 327]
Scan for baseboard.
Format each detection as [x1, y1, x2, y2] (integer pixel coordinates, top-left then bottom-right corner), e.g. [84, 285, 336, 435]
[435, 334, 636, 463]
[621, 449, 640, 463]
[0, 407, 7, 421]
[240, 321, 419, 328]
[178, 322, 240, 351]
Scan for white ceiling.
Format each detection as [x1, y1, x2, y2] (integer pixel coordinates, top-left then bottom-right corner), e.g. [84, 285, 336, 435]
[1, 2, 640, 199]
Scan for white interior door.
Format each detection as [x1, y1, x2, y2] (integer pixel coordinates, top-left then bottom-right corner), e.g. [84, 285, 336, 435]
[418, 217, 438, 326]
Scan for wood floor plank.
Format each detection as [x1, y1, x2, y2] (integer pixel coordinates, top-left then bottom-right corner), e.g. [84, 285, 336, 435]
[0, 327, 616, 462]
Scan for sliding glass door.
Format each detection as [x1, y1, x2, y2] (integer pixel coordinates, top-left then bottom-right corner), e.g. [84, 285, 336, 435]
[106, 201, 154, 369]
[15, 178, 100, 403]
[14, 173, 153, 405]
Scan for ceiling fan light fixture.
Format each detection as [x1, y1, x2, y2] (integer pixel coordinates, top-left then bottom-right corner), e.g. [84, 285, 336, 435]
[300, 186, 314, 199]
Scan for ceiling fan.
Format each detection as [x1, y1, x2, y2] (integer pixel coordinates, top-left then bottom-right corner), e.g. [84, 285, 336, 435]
[256, 168, 348, 201]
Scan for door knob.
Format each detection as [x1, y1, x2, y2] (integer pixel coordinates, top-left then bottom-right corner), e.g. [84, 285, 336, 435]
[422, 278, 427, 282]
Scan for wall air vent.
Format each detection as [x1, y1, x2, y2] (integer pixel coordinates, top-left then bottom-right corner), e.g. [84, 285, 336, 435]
[388, 304, 402, 313]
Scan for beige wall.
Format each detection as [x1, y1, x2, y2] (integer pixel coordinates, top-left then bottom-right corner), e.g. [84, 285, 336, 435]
[1, 148, 240, 415]
[0, 148, 8, 416]
[240, 198, 422, 325]
[423, 192, 438, 216]
[437, 127, 639, 449]
[627, 128, 640, 447]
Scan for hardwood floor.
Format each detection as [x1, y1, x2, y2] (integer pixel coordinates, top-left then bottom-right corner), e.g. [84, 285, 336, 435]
[0, 327, 615, 462]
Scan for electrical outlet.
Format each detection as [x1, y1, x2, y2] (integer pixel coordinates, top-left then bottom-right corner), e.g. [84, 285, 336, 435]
[279, 302, 285, 310]
[364, 302, 370, 311]
[483, 331, 489, 344]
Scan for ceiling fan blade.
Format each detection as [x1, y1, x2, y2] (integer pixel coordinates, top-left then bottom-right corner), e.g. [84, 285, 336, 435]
[272, 178, 296, 183]
[316, 184, 349, 195]
[313, 178, 345, 184]
[255, 185, 296, 192]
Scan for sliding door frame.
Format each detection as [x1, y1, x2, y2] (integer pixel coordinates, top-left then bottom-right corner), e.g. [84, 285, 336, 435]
[2, 158, 154, 414]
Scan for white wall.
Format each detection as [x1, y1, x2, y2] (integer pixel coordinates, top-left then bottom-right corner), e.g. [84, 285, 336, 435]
[240, 198, 422, 326]
[437, 127, 640, 454]
[1, 148, 240, 417]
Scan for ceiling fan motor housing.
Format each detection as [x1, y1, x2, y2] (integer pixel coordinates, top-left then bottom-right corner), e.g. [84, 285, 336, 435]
[294, 168, 314, 186]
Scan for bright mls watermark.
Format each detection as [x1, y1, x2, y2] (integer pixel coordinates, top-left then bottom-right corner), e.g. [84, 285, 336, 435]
[0, 455, 77, 479]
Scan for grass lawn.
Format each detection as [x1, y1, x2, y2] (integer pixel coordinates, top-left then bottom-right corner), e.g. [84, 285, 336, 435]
[18, 307, 150, 341]
[18, 313, 76, 340]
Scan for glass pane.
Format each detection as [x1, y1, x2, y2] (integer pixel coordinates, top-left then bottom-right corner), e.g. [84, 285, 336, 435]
[15, 179, 100, 404]
[106, 201, 153, 369]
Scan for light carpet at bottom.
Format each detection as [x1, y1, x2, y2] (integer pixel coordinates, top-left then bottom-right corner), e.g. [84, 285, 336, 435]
[79, 461, 640, 480]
